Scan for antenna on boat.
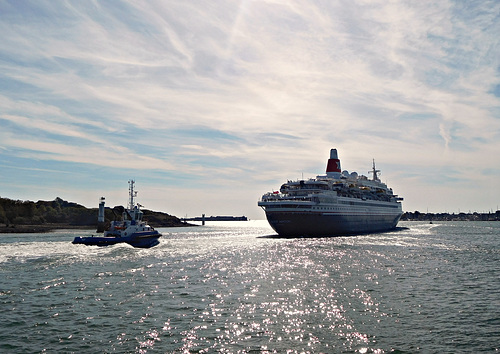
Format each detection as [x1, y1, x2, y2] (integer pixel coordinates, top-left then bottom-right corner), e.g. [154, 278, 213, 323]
[369, 159, 380, 181]
[128, 180, 136, 209]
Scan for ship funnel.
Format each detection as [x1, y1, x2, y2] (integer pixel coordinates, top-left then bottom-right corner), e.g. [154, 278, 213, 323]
[326, 148, 342, 178]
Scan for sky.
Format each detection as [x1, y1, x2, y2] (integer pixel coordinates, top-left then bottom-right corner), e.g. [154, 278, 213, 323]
[1, 0, 499, 220]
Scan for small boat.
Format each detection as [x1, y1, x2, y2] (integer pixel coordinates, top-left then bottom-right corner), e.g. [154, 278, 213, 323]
[72, 180, 162, 248]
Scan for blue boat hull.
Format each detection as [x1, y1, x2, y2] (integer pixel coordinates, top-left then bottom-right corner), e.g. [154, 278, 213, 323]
[72, 231, 162, 248]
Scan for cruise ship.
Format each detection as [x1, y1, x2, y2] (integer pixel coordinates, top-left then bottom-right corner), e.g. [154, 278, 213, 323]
[258, 149, 403, 237]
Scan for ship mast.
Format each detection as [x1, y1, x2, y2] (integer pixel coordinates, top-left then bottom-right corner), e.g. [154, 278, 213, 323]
[128, 180, 137, 210]
[370, 159, 380, 181]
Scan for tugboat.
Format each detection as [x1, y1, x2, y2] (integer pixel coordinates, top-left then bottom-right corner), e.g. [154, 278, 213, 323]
[72, 180, 162, 248]
[258, 149, 403, 237]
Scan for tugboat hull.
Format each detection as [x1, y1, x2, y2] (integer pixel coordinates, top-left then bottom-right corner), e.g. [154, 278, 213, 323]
[72, 231, 161, 248]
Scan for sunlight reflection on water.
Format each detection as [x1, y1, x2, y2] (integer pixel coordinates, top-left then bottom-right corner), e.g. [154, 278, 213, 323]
[0, 221, 499, 352]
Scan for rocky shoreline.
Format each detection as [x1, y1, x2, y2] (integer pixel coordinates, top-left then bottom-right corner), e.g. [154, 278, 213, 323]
[0, 221, 193, 234]
[0, 224, 93, 234]
[0, 196, 192, 233]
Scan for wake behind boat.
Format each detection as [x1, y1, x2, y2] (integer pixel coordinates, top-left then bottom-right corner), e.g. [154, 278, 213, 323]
[72, 180, 162, 248]
[258, 149, 403, 237]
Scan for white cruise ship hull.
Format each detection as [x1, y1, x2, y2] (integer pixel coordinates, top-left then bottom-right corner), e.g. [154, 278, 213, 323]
[263, 208, 401, 237]
[260, 197, 402, 237]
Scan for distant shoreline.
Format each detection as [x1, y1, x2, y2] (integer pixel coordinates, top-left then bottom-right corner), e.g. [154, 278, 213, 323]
[0, 223, 93, 234]
[401, 211, 500, 222]
[0, 196, 193, 233]
[0, 222, 194, 234]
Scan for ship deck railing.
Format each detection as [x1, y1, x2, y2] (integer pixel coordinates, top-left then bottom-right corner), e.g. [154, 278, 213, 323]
[261, 195, 313, 203]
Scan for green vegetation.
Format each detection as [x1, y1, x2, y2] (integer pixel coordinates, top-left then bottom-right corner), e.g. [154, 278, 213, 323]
[0, 196, 187, 233]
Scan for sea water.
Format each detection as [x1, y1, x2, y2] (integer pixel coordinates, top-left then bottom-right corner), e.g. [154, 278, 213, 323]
[0, 221, 499, 353]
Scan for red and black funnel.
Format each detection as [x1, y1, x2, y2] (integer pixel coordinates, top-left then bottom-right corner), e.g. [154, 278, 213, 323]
[326, 148, 341, 177]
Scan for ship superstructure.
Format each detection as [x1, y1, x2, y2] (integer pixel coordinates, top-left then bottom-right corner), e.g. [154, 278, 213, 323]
[258, 149, 403, 237]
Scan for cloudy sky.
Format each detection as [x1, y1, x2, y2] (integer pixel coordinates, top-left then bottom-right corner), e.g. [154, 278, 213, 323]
[1, 0, 499, 219]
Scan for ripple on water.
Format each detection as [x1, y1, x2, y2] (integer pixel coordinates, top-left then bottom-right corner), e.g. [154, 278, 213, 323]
[1, 221, 499, 352]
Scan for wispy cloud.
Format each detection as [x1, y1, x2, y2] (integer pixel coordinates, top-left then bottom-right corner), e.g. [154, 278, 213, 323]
[1, 0, 499, 216]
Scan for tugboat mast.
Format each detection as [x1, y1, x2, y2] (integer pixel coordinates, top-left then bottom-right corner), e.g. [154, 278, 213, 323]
[128, 180, 137, 209]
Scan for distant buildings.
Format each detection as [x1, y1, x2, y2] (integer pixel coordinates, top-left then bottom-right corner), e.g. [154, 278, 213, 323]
[401, 210, 500, 221]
